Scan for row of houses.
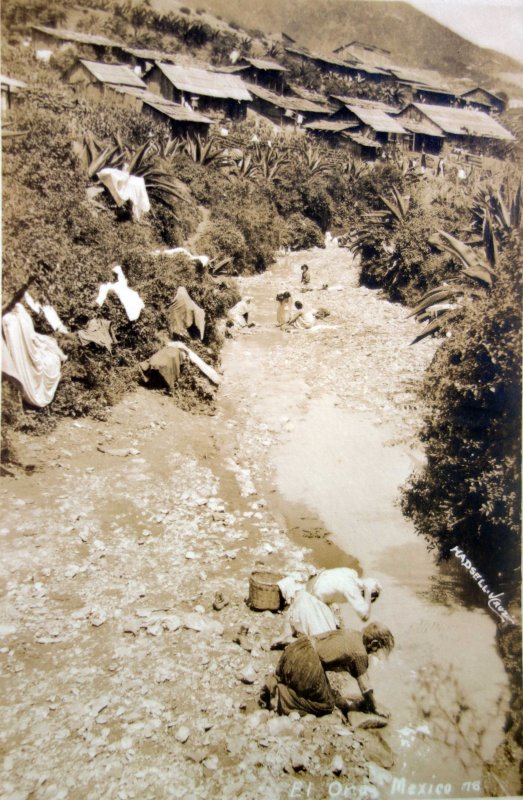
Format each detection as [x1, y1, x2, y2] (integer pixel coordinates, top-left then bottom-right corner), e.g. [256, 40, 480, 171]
[2, 25, 515, 157]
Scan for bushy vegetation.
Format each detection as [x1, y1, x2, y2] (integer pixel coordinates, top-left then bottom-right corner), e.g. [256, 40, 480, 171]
[402, 237, 521, 586]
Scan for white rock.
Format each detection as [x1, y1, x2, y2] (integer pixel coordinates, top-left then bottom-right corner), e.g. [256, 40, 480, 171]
[175, 726, 190, 743]
[203, 755, 219, 770]
[239, 664, 257, 684]
[331, 754, 344, 775]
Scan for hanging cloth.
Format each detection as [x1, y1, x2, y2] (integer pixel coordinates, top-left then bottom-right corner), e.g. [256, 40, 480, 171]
[167, 287, 205, 340]
[1, 303, 67, 407]
[96, 266, 144, 322]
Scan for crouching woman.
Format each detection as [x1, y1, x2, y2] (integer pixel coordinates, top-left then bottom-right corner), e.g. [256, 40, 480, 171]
[261, 623, 394, 718]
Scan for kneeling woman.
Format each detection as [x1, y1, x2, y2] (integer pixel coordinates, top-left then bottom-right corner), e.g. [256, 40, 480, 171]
[261, 623, 394, 718]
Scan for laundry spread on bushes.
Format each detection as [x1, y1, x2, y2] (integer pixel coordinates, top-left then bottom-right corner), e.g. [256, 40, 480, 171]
[152, 247, 210, 268]
[77, 318, 116, 353]
[24, 292, 68, 333]
[140, 340, 220, 393]
[1, 303, 67, 407]
[97, 168, 150, 221]
[96, 266, 145, 322]
[167, 287, 205, 340]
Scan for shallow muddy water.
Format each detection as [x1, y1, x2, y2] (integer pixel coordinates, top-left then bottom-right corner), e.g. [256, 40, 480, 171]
[221, 245, 509, 797]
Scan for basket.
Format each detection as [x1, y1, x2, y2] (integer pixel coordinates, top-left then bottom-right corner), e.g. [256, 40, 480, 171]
[248, 571, 283, 611]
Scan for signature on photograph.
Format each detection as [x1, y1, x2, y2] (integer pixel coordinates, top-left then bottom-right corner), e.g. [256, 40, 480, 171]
[450, 546, 516, 625]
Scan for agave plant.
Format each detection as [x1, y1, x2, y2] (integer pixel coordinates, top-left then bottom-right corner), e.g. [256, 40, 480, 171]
[158, 136, 186, 162]
[299, 143, 334, 177]
[82, 132, 124, 178]
[252, 142, 288, 180]
[184, 134, 229, 166]
[409, 231, 495, 344]
[225, 153, 259, 181]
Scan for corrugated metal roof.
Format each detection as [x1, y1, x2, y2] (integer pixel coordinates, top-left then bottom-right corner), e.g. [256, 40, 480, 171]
[289, 83, 332, 105]
[79, 60, 147, 88]
[245, 57, 287, 72]
[397, 116, 445, 137]
[32, 25, 122, 49]
[107, 85, 212, 123]
[331, 94, 398, 113]
[461, 86, 504, 104]
[346, 105, 407, 134]
[246, 83, 331, 114]
[124, 47, 177, 64]
[304, 119, 357, 132]
[1, 75, 27, 90]
[155, 63, 252, 102]
[342, 132, 381, 148]
[412, 103, 516, 140]
[388, 65, 451, 91]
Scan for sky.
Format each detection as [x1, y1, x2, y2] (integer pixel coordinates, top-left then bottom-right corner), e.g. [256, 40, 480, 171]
[406, 0, 523, 64]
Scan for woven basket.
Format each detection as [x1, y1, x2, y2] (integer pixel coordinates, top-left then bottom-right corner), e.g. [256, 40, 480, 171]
[248, 571, 283, 611]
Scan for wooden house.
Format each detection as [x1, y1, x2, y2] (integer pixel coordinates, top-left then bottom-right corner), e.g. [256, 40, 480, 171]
[31, 25, 125, 62]
[104, 86, 212, 136]
[245, 83, 331, 127]
[285, 45, 391, 84]
[145, 62, 252, 120]
[333, 42, 394, 70]
[330, 97, 408, 148]
[237, 57, 288, 92]
[1, 75, 27, 117]
[66, 59, 147, 104]
[121, 47, 177, 78]
[460, 87, 506, 114]
[396, 103, 515, 153]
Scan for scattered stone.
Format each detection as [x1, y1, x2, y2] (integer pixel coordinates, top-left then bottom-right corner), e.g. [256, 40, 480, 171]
[290, 750, 309, 772]
[330, 755, 344, 775]
[349, 712, 388, 730]
[163, 615, 182, 632]
[212, 592, 229, 611]
[187, 748, 208, 763]
[203, 755, 219, 770]
[239, 664, 256, 684]
[175, 726, 190, 743]
[89, 608, 107, 627]
[97, 446, 140, 457]
[122, 619, 140, 636]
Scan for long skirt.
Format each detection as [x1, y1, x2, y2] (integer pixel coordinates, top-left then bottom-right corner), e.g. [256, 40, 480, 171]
[275, 635, 336, 716]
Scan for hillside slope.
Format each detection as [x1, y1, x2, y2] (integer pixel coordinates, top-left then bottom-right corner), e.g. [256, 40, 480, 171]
[153, 0, 522, 90]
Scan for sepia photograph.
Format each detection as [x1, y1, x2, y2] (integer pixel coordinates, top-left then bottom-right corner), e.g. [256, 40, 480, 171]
[1, 0, 522, 798]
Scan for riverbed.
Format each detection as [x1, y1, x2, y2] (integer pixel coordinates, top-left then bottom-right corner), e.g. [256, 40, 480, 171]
[216, 243, 509, 795]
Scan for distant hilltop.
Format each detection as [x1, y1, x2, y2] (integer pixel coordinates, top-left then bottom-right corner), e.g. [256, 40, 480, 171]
[152, 0, 523, 96]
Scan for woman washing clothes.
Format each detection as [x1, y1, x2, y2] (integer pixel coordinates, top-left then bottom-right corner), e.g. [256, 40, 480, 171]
[275, 291, 292, 326]
[261, 623, 394, 718]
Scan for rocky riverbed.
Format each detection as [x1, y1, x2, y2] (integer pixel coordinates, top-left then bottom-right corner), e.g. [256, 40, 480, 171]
[2, 244, 506, 800]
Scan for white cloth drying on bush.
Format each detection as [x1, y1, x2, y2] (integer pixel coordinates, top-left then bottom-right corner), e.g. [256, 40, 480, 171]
[24, 292, 68, 333]
[168, 341, 220, 385]
[151, 247, 209, 268]
[310, 567, 382, 621]
[96, 266, 144, 322]
[1, 303, 67, 407]
[288, 590, 338, 636]
[97, 168, 150, 221]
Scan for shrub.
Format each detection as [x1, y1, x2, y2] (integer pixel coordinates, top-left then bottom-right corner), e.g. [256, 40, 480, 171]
[402, 237, 522, 588]
[281, 214, 325, 251]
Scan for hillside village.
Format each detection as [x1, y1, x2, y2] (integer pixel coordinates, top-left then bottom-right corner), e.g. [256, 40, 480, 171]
[1, 2, 522, 799]
[4, 13, 518, 162]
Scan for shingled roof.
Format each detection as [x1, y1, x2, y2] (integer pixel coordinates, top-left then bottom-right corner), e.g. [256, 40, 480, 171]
[331, 95, 398, 114]
[123, 47, 177, 64]
[108, 85, 212, 123]
[32, 25, 122, 49]
[154, 63, 252, 102]
[246, 83, 331, 114]
[303, 119, 358, 132]
[411, 103, 515, 140]
[79, 60, 147, 89]
[243, 57, 288, 73]
[346, 105, 407, 134]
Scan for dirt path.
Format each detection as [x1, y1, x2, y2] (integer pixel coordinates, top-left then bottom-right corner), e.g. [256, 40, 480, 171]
[0, 244, 505, 799]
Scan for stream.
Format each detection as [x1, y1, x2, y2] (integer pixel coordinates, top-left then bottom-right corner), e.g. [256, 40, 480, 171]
[215, 243, 509, 797]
